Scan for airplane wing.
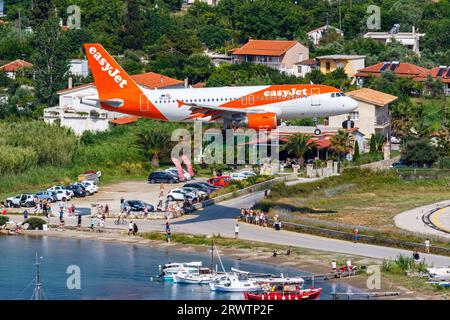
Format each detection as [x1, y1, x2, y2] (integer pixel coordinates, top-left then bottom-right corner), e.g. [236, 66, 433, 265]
[177, 100, 266, 121]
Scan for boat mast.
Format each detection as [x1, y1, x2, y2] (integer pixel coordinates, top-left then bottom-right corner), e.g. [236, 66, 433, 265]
[34, 252, 41, 301]
[210, 240, 214, 273]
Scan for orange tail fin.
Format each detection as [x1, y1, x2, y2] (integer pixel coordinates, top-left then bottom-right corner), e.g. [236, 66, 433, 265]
[83, 43, 166, 120]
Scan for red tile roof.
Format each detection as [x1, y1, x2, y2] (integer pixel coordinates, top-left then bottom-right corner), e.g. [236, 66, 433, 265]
[109, 116, 139, 125]
[0, 59, 33, 72]
[355, 62, 429, 78]
[231, 39, 300, 57]
[414, 66, 450, 83]
[192, 82, 206, 88]
[58, 72, 184, 94]
[131, 72, 184, 89]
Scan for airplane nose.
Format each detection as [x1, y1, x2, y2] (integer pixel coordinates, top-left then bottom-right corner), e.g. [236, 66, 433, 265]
[346, 97, 358, 111]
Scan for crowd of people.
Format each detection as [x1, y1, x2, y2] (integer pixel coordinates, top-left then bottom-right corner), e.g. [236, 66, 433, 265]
[239, 208, 270, 227]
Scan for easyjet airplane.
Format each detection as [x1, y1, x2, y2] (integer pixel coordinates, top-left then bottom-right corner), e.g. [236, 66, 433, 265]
[83, 44, 357, 134]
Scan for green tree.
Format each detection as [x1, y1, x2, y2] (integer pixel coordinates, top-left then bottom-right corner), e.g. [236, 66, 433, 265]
[282, 133, 316, 166]
[135, 128, 171, 167]
[353, 140, 360, 161]
[402, 139, 439, 167]
[183, 54, 215, 84]
[30, 0, 54, 28]
[198, 25, 231, 50]
[122, 0, 144, 50]
[32, 18, 70, 107]
[369, 134, 377, 154]
[330, 130, 353, 161]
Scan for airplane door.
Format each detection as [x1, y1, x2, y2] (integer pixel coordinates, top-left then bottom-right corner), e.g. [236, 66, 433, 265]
[248, 95, 254, 105]
[311, 88, 321, 106]
[140, 94, 149, 111]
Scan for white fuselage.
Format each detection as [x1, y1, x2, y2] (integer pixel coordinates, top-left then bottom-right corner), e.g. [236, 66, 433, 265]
[137, 84, 357, 123]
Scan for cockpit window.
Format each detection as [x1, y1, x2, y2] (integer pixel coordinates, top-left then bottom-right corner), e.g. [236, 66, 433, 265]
[331, 93, 336, 98]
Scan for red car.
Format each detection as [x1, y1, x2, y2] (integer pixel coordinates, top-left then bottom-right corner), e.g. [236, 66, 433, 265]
[207, 176, 231, 187]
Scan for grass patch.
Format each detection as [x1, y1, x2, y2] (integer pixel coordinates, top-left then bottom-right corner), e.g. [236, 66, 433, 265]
[142, 231, 312, 254]
[256, 168, 450, 249]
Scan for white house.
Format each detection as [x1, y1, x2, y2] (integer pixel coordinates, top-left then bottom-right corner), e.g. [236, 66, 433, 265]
[292, 59, 319, 77]
[363, 26, 425, 55]
[43, 72, 184, 135]
[231, 39, 309, 76]
[307, 25, 344, 46]
[326, 88, 398, 142]
[69, 59, 89, 78]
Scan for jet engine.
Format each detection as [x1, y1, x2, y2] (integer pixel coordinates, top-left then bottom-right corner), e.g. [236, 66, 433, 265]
[243, 113, 279, 130]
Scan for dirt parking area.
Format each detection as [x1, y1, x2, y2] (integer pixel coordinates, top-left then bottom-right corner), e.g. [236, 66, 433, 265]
[9, 178, 208, 216]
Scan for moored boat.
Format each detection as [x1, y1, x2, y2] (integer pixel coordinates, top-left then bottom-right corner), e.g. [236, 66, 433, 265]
[209, 273, 261, 292]
[244, 287, 322, 301]
[161, 262, 202, 281]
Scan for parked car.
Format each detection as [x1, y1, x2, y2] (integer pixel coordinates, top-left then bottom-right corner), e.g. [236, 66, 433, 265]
[183, 182, 213, 194]
[71, 182, 94, 196]
[165, 168, 191, 181]
[197, 181, 221, 190]
[166, 188, 198, 202]
[80, 180, 98, 193]
[65, 185, 87, 197]
[47, 185, 74, 197]
[240, 170, 256, 178]
[35, 191, 57, 202]
[148, 171, 180, 184]
[390, 160, 409, 169]
[6, 194, 35, 208]
[182, 187, 208, 200]
[207, 176, 231, 187]
[54, 190, 72, 201]
[122, 200, 154, 212]
[229, 172, 248, 180]
[84, 170, 101, 178]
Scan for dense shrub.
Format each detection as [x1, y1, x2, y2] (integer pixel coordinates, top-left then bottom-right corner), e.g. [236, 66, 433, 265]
[25, 217, 46, 230]
[0, 121, 78, 168]
[0, 216, 9, 226]
[0, 146, 38, 175]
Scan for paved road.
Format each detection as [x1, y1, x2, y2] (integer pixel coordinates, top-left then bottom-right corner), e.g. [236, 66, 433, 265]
[395, 200, 450, 239]
[9, 190, 450, 266]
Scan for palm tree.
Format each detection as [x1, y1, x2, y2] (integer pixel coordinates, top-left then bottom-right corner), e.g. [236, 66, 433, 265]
[330, 130, 353, 161]
[283, 133, 316, 166]
[135, 129, 170, 167]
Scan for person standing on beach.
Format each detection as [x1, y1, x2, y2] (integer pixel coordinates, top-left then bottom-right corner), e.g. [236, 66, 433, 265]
[90, 216, 95, 231]
[165, 222, 170, 233]
[332, 260, 337, 272]
[353, 228, 359, 243]
[166, 228, 171, 243]
[77, 214, 82, 228]
[234, 224, 239, 239]
[133, 222, 138, 236]
[99, 218, 104, 232]
[120, 197, 125, 213]
[23, 209, 29, 220]
[424, 239, 430, 253]
[128, 221, 134, 236]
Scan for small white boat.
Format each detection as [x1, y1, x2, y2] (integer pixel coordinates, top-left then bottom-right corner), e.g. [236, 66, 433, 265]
[173, 269, 227, 284]
[209, 273, 261, 292]
[161, 262, 202, 281]
[230, 267, 304, 286]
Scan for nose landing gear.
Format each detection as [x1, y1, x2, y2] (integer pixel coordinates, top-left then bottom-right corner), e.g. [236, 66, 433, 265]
[313, 117, 321, 136]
